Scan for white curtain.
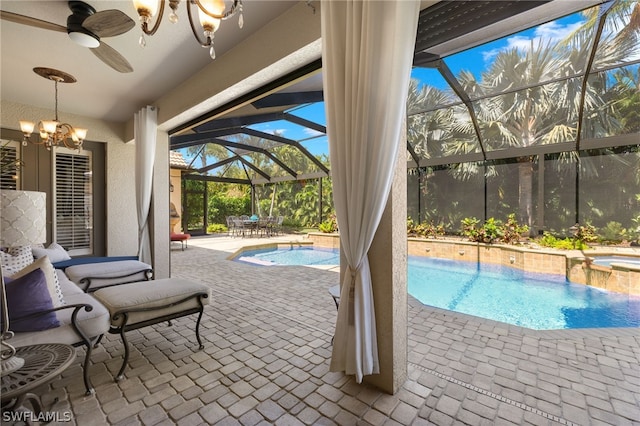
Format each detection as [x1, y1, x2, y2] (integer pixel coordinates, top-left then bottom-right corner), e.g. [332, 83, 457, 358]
[135, 106, 158, 265]
[321, 0, 420, 382]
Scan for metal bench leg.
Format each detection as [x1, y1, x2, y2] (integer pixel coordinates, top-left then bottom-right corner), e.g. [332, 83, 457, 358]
[116, 327, 130, 381]
[82, 341, 96, 395]
[195, 306, 205, 350]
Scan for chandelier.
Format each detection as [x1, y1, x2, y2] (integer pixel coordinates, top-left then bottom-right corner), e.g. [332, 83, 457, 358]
[132, 0, 244, 59]
[19, 68, 87, 151]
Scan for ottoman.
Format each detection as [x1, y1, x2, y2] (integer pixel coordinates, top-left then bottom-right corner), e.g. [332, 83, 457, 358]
[93, 278, 211, 380]
[65, 260, 153, 292]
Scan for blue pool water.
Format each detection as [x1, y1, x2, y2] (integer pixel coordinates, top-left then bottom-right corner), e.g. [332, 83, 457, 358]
[236, 246, 340, 266]
[235, 247, 640, 330]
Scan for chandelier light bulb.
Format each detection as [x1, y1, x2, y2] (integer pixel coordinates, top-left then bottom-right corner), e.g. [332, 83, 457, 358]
[19, 121, 35, 135]
[42, 120, 58, 134]
[132, 0, 243, 59]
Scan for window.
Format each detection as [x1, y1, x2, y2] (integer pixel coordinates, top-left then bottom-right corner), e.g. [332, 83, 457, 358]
[53, 147, 93, 255]
[0, 140, 21, 189]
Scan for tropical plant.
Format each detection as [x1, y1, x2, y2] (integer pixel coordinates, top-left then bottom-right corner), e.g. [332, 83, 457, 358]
[538, 232, 589, 250]
[501, 213, 530, 245]
[318, 214, 338, 233]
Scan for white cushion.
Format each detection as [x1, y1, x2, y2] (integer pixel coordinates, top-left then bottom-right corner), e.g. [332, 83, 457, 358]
[32, 242, 71, 263]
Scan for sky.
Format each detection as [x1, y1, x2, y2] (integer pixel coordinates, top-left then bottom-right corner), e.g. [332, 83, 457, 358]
[184, 7, 595, 169]
[411, 12, 586, 90]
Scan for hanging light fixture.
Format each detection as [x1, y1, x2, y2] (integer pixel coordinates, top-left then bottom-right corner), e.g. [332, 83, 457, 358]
[132, 0, 244, 60]
[19, 68, 87, 151]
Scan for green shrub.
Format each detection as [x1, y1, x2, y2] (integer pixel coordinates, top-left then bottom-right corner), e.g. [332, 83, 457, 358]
[501, 213, 529, 244]
[318, 214, 338, 233]
[461, 214, 528, 244]
[538, 232, 589, 250]
[575, 223, 598, 246]
[206, 223, 227, 233]
[461, 217, 481, 241]
[407, 218, 445, 238]
[598, 221, 626, 243]
[282, 217, 303, 231]
[461, 217, 502, 243]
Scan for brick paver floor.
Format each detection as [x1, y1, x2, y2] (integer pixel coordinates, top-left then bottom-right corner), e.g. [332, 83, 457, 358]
[8, 235, 639, 425]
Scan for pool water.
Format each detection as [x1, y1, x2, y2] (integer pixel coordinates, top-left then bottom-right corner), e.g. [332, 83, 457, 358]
[236, 246, 340, 266]
[234, 247, 640, 330]
[409, 256, 639, 330]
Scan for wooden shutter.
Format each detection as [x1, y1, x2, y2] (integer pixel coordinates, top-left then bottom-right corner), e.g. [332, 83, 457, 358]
[53, 147, 93, 255]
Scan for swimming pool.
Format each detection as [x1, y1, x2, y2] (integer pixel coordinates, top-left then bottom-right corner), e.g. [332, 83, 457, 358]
[236, 246, 340, 266]
[234, 246, 640, 330]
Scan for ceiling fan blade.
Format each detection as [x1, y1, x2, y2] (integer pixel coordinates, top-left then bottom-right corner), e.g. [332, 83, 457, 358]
[90, 42, 133, 73]
[0, 10, 66, 33]
[83, 9, 135, 38]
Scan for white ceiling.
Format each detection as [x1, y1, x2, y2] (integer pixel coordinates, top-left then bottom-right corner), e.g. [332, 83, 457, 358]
[0, 1, 297, 124]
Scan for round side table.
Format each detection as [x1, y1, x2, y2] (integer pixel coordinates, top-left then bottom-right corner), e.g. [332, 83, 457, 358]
[1, 344, 75, 416]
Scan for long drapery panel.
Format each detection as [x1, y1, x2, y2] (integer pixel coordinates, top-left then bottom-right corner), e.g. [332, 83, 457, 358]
[321, 0, 420, 382]
[135, 106, 157, 265]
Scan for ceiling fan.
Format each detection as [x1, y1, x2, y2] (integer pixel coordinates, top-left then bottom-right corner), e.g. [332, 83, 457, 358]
[0, 1, 135, 73]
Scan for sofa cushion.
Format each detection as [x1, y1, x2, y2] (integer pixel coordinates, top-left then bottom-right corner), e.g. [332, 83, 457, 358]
[32, 242, 71, 263]
[65, 260, 152, 291]
[8, 270, 111, 348]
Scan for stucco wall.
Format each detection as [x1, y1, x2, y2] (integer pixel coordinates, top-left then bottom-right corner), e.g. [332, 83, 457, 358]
[106, 141, 138, 256]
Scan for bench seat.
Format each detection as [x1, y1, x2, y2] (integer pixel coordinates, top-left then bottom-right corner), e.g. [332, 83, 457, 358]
[65, 260, 152, 292]
[93, 278, 211, 380]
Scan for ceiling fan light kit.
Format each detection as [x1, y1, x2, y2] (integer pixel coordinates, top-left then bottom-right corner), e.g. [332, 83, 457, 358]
[133, 0, 244, 59]
[66, 1, 100, 47]
[19, 67, 87, 152]
[0, 2, 135, 73]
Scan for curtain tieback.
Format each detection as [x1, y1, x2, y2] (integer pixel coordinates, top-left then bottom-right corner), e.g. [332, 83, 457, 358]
[347, 263, 362, 326]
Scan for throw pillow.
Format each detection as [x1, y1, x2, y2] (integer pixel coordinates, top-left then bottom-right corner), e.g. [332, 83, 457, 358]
[10, 256, 64, 307]
[32, 243, 71, 263]
[3, 268, 60, 332]
[0, 246, 34, 276]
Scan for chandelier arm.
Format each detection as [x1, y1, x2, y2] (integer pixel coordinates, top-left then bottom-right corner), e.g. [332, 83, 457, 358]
[141, 0, 165, 36]
[193, 0, 241, 20]
[186, 0, 212, 47]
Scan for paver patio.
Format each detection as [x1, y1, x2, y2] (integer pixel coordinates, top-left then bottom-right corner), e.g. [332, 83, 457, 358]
[7, 234, 639, 425]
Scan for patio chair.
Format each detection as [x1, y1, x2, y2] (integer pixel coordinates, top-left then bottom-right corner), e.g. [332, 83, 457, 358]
[226, 216, 237, 236]
[233, 217, 246, 237]
[257, 217, 272, 237]
[273, 216, 284, 235]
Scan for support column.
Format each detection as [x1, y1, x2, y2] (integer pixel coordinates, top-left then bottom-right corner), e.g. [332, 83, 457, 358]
[364, 122, 408, 394]
[151, 129, 170, 279]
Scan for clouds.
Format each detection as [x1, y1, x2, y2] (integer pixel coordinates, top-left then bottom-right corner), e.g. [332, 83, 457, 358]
[482, 18, 585, 62]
